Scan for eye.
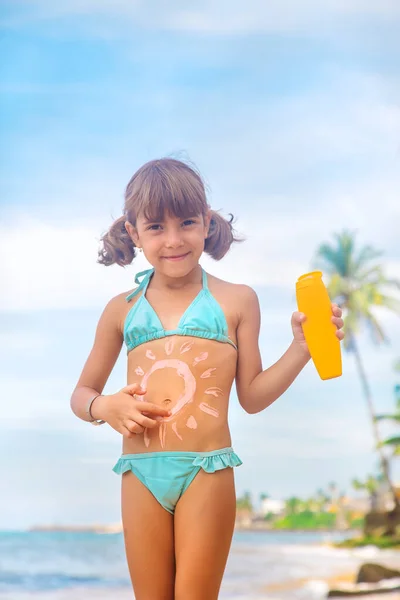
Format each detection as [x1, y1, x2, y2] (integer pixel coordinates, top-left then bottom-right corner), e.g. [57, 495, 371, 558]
[146, 224, 162, 231]
[182, 219, 196, 227]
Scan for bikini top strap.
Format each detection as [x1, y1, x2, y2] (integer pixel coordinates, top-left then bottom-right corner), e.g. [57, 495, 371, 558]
[202, 267, 208, 290]
[126, 267, 205, 301]
[126, 268, 154, 302]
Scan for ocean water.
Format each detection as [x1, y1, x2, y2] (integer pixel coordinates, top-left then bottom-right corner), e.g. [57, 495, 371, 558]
[1, 530, 399, 599]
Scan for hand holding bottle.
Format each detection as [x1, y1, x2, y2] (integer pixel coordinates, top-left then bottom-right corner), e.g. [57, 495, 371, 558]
[293, 271, 344, 380]
[291, 304, 344, 352]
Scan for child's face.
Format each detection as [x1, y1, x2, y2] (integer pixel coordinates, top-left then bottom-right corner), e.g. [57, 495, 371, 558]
[126, 211, 211, 277]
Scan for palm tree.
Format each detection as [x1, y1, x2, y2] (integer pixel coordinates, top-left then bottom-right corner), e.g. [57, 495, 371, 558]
[285, 496, 302, 515]
[375, 361, 400, 460]
[315, 488, 330, 511]
[237, 491, 253, 512]
[314, 231, 400, 509]
[328, 481, 338, 503]
[352, 473, 385, 511]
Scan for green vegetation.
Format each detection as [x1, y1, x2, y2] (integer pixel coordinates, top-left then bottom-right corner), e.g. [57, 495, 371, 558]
[315, 231, 400, 510]
[336, 535, 400, 549]
[273, 510, 336, 530]
[236, 485, 359, 531]
[375, 361, 400, 459]
[236, 491, 253, 512]
[348, 516, 364, 529]
[351, 473, 384, 512]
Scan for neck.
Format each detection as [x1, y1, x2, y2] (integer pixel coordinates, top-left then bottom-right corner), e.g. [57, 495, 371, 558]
[152, 264, 202, 291]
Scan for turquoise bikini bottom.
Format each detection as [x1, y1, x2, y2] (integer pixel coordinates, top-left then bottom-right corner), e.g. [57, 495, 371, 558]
[112, 447, 242, 514]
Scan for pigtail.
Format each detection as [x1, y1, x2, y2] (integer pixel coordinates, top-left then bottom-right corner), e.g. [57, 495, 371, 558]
[98, 158, 243, 266]
[97, 215, 136, 267]
[204, 210, 242, 260]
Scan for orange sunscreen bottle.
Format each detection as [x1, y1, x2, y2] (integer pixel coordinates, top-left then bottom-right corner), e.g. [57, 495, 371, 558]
[296, 271, 342, 380]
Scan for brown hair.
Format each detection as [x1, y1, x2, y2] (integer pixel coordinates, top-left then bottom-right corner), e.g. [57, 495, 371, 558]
[98, 158, 241, 266]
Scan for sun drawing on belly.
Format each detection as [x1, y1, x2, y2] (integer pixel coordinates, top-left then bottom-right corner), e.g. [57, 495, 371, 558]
[134, 339, 223, 448]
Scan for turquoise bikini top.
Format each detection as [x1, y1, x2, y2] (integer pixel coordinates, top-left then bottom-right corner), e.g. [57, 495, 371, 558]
[124, 268, 237, 353]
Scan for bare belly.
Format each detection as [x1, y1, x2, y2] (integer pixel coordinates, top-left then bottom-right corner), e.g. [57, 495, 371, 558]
[122, 336, 237, 454]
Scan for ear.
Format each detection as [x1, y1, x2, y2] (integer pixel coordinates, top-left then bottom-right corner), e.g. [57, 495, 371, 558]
[204, 209, 212, 239]
[125, 221, 140, 248]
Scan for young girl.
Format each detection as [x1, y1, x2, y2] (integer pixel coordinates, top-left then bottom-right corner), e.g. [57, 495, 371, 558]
[70, 158, 344, 600]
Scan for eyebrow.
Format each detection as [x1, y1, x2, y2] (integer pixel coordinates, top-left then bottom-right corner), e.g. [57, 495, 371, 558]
[142, 218, 162, 224]
[142, 215, 199, 224]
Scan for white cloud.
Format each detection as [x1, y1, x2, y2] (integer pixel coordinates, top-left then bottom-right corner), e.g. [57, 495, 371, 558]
[2, 187, 400, 312]
[2, 66, 400, 312]
[0, 332, 50, 352]
[0, 212, 312, 311]
[200, 71, 400, 199]
[0, 219, 146, 311]
[5, 1, 400, 34]
[231, 401, 376, 460]
[0, 376, 73, 420]
[163, 1, 400, 34]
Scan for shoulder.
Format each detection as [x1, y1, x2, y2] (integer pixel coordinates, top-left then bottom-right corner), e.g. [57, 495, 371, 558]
[233, 285, 260, 321]
[99, 291, 132, 334]
[104, 290, 130, 311]
[206, 273, 259, 314]
[233, 283, 258, 302]
[207, 272, 258, 298]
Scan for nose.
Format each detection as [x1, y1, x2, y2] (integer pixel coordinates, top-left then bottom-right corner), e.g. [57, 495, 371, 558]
[164, 227, 184, 248]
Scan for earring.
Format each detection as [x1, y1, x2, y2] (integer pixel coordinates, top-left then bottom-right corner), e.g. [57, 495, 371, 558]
[138, 247, 143, 253]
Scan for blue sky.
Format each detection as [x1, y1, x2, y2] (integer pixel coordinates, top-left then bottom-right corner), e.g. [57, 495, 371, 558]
[1, 1, 400, 529]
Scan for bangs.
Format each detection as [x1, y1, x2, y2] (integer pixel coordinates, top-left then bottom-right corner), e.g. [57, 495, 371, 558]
[130, 160, 208, 223]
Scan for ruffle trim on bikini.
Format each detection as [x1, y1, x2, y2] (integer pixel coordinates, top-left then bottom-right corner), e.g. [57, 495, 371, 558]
[112, 449, 242, 475]
[192, 450, 242, 473]
[112, 460, 134, 475]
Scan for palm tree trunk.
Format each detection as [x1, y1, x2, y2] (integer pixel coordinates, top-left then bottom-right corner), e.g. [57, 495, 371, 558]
[352, 337, 400, 512]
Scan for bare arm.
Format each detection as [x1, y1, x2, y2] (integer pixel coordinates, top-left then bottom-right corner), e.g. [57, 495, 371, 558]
[70, 294, 172, 435]
[70, 294, 125, 422]
[235, 286, 310, 414]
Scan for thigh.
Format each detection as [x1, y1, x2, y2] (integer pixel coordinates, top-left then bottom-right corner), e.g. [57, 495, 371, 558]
[174, 467, 236, 600]
[121, 471, 175, 600]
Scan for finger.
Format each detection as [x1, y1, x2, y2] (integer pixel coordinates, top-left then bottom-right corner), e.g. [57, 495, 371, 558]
[138, 402, 172, 416]
[292, 311, 306, 324]
[120, 425, 135, 438]
[121, 383, 147, 396]
[135, 414, 159, 429]
[336, 330, 345, 340]
[331, 316, 344, 329]
[142, 411, 167, 423]
[332, 304, 342, 317]
[126, 420, 145, 434]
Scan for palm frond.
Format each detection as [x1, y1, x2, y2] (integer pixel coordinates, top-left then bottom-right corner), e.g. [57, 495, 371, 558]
[335, 230, 356, 277]
[356, 264, 384, 284]
[343, 317, 358, 350]
[315, 244, 344, 276]
[314, 232, 400, 351]
[374, 414, 400, 423]
[380, 295, 400, 313]
[365, 312, 389, 345]
[326, 273, 347, 302]
[380, 436, 400, 447]
[353, 246, 383, 277]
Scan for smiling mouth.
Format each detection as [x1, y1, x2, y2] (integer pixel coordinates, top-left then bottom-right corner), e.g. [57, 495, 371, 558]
[162, 252, 190, 261]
